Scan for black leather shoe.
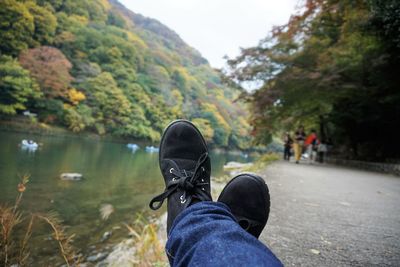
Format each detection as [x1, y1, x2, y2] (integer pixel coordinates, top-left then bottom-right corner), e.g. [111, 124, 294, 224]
[149, 120, 212, 233]
[218, 173, 270, 238]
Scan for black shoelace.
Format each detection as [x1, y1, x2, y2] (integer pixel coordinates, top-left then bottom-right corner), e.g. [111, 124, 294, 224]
[149, 152, 210, 210]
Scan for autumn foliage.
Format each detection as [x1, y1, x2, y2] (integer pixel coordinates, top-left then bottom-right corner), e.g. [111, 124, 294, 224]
[19, 46, 73, 99]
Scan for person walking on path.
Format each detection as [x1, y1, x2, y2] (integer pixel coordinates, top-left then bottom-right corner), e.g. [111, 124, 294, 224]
[149, 120, 283, 267]
[283, 132, 293, 161]
[293, 126, 306, 164]
[305, 129, 318, 164]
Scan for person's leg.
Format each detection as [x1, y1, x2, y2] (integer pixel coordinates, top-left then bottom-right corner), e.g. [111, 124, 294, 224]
[293, 143, 300, 163]
[307, 145, 313, 163]
[283, 146, 288, 160]
[285, 146, 291, 160]
[166, 201, 283, 267]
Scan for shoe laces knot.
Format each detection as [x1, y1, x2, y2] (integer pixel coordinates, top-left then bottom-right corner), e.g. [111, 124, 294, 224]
[149, 152, 210, 210]
[178, 175, 195, 191]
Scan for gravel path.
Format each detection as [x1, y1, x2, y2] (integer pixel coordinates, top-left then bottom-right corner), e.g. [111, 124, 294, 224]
[259, 161, 400, 267]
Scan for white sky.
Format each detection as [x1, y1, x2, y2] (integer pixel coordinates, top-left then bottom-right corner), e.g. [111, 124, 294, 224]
[119, 0, 299, 68]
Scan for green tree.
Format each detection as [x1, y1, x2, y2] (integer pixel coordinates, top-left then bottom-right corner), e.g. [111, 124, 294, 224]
[64, 104, 94, 132]
[81, 72, 131, 133]
[0, 0, 34, 55]
[0, 56, 40, 114]
[25, 1, 58, 45]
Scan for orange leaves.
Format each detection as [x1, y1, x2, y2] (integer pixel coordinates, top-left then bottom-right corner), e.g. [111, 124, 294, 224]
[19, 46, 73, 99]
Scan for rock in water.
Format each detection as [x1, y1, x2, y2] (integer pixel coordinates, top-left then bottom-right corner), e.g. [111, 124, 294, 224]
[86, 252, 108, 262]
[60, 173, 83, 181]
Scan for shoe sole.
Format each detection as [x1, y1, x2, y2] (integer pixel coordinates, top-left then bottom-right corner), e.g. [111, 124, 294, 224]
[158, 119, 208, 171]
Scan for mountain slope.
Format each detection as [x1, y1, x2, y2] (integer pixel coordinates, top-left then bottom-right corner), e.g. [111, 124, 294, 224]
[0, 0, 251, 149]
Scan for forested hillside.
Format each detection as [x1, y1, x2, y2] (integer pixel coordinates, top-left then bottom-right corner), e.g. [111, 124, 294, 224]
[0, 0, 251, 149]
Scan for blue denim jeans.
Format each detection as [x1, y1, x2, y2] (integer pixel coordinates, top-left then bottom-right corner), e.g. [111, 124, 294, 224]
[166, 201, 283, 267]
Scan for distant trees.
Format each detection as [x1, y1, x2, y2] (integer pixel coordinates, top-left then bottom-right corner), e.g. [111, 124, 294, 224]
[227, 0, 400, 159]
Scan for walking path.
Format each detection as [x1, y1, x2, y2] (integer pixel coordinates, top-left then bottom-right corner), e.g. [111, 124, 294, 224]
[260, 161, 400, 266]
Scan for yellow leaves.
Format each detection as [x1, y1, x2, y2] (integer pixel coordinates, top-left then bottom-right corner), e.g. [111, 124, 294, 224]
[68, 88, 86, 105]
[69, 14, 88, 26]
[235, 116, 251, 136]
[54, 31, 75, 45]
[75, 50, 87, 59]
[201, 102, 230, 131]
[98, 0, 111, 11]
[170, 89, 183, 116]
[173, 67, 195, 83]
[126, 31, 148, 49]
[192, 118, 214, 143]
[213, 88, 225, 99]
[171, 89, 183, 103]
[108, 46, 123, 59]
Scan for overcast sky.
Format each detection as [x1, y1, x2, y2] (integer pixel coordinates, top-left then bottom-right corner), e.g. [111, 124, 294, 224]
[119, 0, 299, 68]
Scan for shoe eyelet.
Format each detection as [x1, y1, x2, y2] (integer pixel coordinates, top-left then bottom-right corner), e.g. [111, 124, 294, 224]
[201, 179, 204, 182]
[201, 167, 205, 172]
[180, 195, 186, 204]
[172, 177, 177, 181]
[202, 187, 205, 191]
[169, 168, 174, 173]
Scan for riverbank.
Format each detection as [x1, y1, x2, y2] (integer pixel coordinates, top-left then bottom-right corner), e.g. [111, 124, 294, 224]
[0, 118, 145, 144]
[0, 119, 264, 155]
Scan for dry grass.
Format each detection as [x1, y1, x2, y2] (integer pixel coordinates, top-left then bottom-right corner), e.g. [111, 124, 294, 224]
[36, 212, 81, 266]
[0, 174, 80, 267]
[124, 213, 168, 267]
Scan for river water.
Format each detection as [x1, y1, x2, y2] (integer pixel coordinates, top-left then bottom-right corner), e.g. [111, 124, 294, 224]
[0, 131, 250, 264]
